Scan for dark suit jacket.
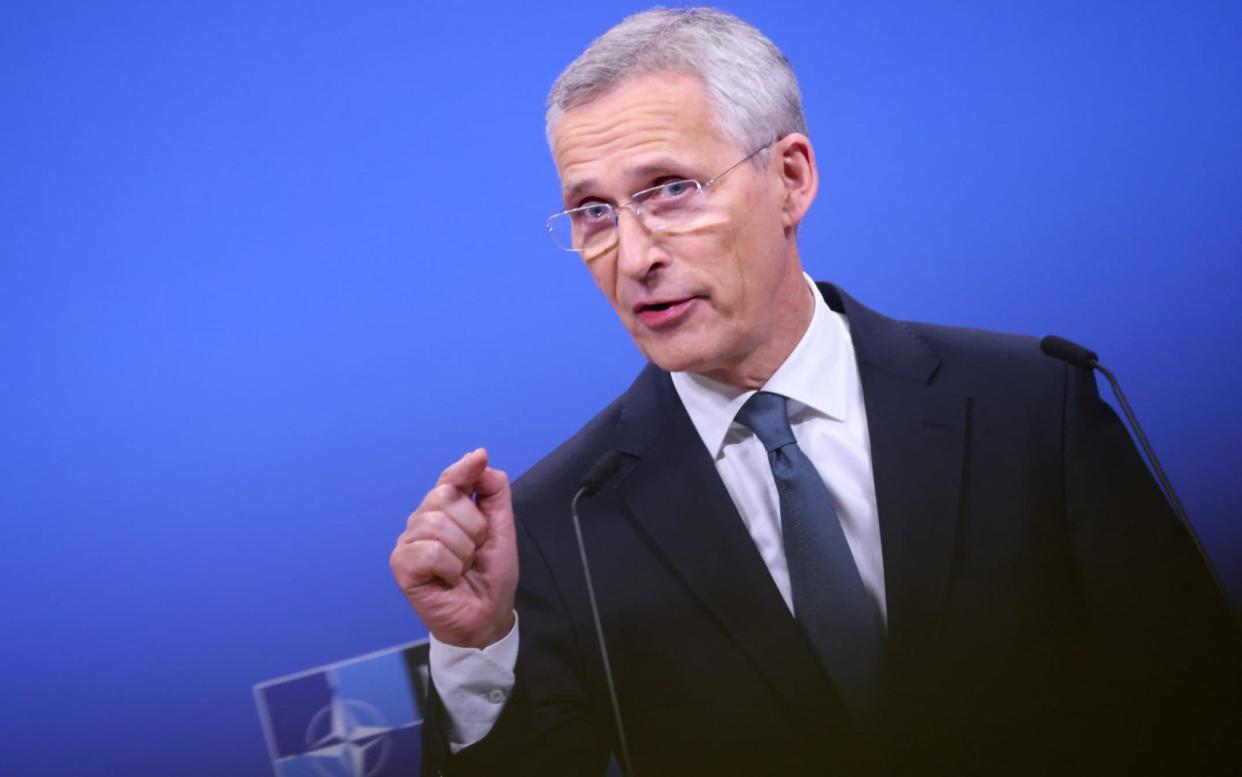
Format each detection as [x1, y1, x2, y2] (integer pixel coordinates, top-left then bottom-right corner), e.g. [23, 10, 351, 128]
[425, 284, 1239, 776]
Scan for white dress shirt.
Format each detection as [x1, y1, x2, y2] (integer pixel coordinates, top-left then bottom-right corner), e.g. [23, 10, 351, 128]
[430, 275, 886, 749]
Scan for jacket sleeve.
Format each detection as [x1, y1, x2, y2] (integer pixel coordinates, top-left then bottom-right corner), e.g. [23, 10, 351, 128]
[1061, 360, 1241, 772]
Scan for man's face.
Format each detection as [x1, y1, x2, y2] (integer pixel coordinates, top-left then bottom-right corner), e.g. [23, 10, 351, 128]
[552, 73, 807, 381]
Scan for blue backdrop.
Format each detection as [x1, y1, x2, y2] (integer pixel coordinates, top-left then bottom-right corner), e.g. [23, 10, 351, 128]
[2, 2, 1239, 774]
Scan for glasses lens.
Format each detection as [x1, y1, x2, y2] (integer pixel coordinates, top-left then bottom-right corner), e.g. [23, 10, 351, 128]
[633, 180, 704, 230]
[548, 204, 617, 254]
[547, 212, 578, 251]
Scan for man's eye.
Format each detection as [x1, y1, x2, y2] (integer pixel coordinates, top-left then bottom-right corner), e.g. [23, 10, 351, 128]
[659, 180, 696, 198]
[573, 203, 612, 223]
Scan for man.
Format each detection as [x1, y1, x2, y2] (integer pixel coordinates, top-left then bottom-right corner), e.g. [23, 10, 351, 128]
[390, 8, 1238, 775]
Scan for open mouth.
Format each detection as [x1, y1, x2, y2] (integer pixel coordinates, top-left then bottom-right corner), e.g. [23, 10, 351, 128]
[634, 296, 700, 327]
[642, 300, 680, 312]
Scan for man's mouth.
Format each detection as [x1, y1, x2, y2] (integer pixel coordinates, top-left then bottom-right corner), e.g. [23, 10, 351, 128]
[633, 296, 702, 328]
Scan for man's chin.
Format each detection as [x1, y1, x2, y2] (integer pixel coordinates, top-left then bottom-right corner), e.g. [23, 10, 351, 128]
[636, 343, 716, 375]
[625, 321, 726, 374]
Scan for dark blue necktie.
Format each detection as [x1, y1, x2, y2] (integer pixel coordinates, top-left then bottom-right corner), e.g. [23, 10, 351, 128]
[735, 391, 883, 721]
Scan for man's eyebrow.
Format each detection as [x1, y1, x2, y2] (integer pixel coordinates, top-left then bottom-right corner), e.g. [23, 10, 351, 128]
[561, 158, 690, 206]
[562, 179, 600, 207]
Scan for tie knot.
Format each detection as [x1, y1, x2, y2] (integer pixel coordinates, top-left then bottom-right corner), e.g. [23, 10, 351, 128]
[735, 391, 796, 452]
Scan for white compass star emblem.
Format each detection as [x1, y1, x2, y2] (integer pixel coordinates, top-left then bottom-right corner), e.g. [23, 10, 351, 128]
[303, 696, 393, 777]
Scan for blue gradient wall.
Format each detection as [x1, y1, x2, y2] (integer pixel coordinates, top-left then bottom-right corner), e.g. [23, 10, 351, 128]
[2, 2, 1238, 774]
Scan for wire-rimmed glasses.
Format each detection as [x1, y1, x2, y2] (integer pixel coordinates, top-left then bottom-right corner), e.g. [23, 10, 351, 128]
[546, 139, 775, 260]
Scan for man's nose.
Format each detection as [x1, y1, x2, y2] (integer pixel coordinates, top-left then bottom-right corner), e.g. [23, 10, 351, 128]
[614, 207, 664, 280]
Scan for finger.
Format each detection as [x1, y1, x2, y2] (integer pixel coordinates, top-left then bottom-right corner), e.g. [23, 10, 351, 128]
[412, 484, 488, 545]
[434, 448, 489, 494]
[437, 493, 489, 546]
[393, 540, 466, 587]
[401, 511, 476, 567]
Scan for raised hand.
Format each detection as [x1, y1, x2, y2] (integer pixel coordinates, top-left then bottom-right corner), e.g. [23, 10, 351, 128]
[390, 448, 518, 648]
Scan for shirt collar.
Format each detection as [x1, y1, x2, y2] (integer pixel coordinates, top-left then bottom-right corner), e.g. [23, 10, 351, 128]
[671, 274, 852, 458]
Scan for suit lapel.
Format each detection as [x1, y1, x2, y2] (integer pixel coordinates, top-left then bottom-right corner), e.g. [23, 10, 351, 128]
[610, 365, 841, 719]
[603, 283, 969, 712]
[824, 284, 969, 655]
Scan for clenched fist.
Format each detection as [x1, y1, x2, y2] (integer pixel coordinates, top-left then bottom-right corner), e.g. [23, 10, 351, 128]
[390, 448, 518, 648]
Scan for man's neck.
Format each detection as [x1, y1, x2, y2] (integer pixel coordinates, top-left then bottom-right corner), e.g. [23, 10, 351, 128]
[699, 272, 817, 390]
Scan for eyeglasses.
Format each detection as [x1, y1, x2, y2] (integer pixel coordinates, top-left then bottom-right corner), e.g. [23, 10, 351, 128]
[546, 139, 775, 260]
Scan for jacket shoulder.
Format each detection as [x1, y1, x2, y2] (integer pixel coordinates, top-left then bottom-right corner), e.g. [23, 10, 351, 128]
[904, 320, 1069, 401]
[823, 281, 1070, 401]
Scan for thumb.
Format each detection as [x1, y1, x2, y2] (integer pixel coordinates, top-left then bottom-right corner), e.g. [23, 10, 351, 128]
[474, 464, 512, 514]
[474, 465, 515, 538]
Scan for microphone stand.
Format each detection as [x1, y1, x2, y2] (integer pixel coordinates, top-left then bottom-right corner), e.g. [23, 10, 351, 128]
[571, 452, 634, 776]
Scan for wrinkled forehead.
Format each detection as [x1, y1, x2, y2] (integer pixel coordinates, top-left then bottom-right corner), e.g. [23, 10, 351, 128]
[551, 73, 738, 202]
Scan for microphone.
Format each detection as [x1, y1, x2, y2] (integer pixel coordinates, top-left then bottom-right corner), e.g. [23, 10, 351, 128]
[1039, 335, 1220, 591]
[570, 450, 633, 776]
[1039, 334, 1098, 371]
[579, 450, 627, 497]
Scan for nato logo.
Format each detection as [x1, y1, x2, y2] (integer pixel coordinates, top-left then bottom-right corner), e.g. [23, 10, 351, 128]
[255, 641, 430, 777]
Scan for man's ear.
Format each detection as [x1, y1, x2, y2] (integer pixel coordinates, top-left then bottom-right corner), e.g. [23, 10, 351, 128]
[774, 133, 818, 229]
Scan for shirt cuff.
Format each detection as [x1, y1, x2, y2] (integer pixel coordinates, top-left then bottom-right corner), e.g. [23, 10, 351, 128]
[428, 613, 519, 752]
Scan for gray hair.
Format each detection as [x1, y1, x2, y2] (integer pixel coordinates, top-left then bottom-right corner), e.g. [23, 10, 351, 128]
[545, 7, 807, 154]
